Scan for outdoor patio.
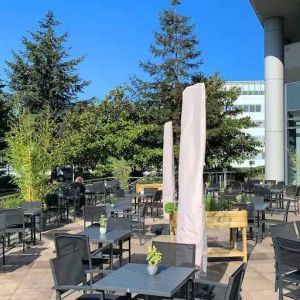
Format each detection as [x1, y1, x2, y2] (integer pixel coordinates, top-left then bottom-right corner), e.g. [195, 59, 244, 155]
[0, 211, 296, 300]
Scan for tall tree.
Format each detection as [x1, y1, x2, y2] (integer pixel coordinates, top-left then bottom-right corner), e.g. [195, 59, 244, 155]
[132, 1, 260, 168]
[6, 11, 89, 113]
[132, 0, 201, 143]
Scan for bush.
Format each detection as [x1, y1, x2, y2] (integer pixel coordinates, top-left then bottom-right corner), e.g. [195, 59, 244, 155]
[138, 177, 162, 184]
[0, 196, 23, 209]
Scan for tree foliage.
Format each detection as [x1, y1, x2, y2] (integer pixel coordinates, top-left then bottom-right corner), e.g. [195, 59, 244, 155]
[0, 79, 10, 157]
[59, 86, 162, 173]
[131, 1, 260, 168]
[5, 109, 61, 201]
[6, 10, 89, 113]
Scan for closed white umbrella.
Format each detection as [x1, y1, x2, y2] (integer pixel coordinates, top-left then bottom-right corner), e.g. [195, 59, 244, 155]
[162, 121, 175, 219]
[176, 83, 207, 273]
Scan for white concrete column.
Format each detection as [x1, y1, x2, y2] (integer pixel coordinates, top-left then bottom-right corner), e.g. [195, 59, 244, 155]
[264, 17, 285, 181]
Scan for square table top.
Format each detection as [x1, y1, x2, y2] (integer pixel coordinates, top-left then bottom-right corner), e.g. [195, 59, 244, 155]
[93, 263, 196, 298]
[23, 208, 42, 216]
[77, 227, 132, 243]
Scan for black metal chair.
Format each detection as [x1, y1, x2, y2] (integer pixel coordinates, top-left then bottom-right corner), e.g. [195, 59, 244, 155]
[45, 193, 63, 223]
[0, 216, 6, 265]
[102, 217, 132, 266]
[269, 222, 299, 293]
[84, 184, 97, 206]
[1, 208, 26, 252]
[285, 185, 300, 215]
[194, 263, 246, 300]
[243, 181, 255, 195]
[92, 181, 106, 203]
[54, 233, 109, 272]
[130, 204, 147, 245]
[50, 248, 127, 300]
[274, 237, 300, 300]
[148, 190, 163, 218]
[83, 206, 106, 229]
[152, 241, 195, 267]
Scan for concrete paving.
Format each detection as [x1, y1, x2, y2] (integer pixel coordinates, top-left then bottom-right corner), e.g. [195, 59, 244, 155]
[0, 213, 299, 300]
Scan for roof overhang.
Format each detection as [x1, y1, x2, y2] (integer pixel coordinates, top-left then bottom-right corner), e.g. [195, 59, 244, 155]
[250, 0, 300, 43]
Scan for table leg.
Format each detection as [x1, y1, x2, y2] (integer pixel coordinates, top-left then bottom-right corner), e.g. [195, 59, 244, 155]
[242, 227, 247, 263]
[110, 244, 113, 269]
[128, 237, 131, 263]
[33, 216, 36, 245]
[119, 240, 123, 267]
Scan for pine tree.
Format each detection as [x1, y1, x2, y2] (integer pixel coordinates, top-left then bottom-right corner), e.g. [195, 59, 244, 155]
[6, 11, 89, 113]
[132, 0, 202, 143]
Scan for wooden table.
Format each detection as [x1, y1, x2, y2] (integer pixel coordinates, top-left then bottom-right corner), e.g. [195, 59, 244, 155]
[206, 210, 248, 262]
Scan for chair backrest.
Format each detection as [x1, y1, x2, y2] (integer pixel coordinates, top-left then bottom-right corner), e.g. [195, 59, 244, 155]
[107, 217, 132, 231]
[50, 249, 85, 298]
[54, 233, 91, 267]
[92, 181, 106, 194]
[153, 190, 162, 202]
[232, 203, 254, 220]
[152, 241, 195, 267]
[84, 184, 95, 193]
[224, 263, 247, 300]
[243, 181, 255, 190]
[115, 188, 125, 197]
[45, 193, 59, 207]
[269, 222, 298, 242]
[0, 208, 24, 227]
[83, 206, 106, 228]
[275, 237, 300, 275]
[254, 186, 270, 197]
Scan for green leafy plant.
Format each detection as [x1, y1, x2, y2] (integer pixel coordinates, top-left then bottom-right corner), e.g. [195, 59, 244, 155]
[164, 202, 177, 213]
[99, 216, 107, 228]
[146, 246, 162, 266]
[109, 158, 131, 192]
[0, 196, 23, 209]
[204, 194, 219, 211]
[5, 109, 61, 202]
[138, 177, 162, 184]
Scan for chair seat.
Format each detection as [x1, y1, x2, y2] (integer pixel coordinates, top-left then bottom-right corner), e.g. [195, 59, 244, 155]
[285, 289, 300, 300]
[283, 270, 300, 284]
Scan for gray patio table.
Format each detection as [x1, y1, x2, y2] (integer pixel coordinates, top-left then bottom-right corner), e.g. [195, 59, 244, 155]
[24, 208, 42, 245]
[77, 227, 133, 268]
[92, 263, 197, 298]
[102, 198, 132, 216]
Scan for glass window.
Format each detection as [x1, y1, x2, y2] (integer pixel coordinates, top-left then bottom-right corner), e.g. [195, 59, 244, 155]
[250, 105, 255, 112]
[287, 82, 300, 111]
[255, 105, 261, 112]
[243, 105, 249, 112]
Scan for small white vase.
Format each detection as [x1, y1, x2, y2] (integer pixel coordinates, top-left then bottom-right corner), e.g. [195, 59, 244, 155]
[99, 227, 107, 234]
[147, 265, 158, 275]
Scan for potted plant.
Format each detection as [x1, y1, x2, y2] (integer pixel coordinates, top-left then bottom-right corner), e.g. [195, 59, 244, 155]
[99, 216, 107, 234]
[146, 246, 162, 275]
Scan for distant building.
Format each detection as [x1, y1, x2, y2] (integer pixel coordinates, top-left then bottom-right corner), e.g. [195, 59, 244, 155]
[226, 81, 265, 168]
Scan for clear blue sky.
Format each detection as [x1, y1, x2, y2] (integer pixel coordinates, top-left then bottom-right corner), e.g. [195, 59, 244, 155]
[0, 0, 264, 99]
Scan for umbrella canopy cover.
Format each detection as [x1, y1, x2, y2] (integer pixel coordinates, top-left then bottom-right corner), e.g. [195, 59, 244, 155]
[176, 83, 207, 273]
[163, 121, 176, 218]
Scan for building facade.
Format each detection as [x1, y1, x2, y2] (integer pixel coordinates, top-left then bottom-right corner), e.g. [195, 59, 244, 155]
[250, 0, 300, 183]
[226, 81, 265, 168]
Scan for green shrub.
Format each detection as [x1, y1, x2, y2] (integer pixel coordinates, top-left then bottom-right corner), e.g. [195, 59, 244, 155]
[164, 202, 177, 213]
[0, 196, 23, 209]
[138, 177, 162, 184]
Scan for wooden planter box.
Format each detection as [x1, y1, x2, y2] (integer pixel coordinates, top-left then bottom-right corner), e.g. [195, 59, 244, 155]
[135, 183, 162, 193]
[168, 210, 248, 262]
[206, 210, 248, 262]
